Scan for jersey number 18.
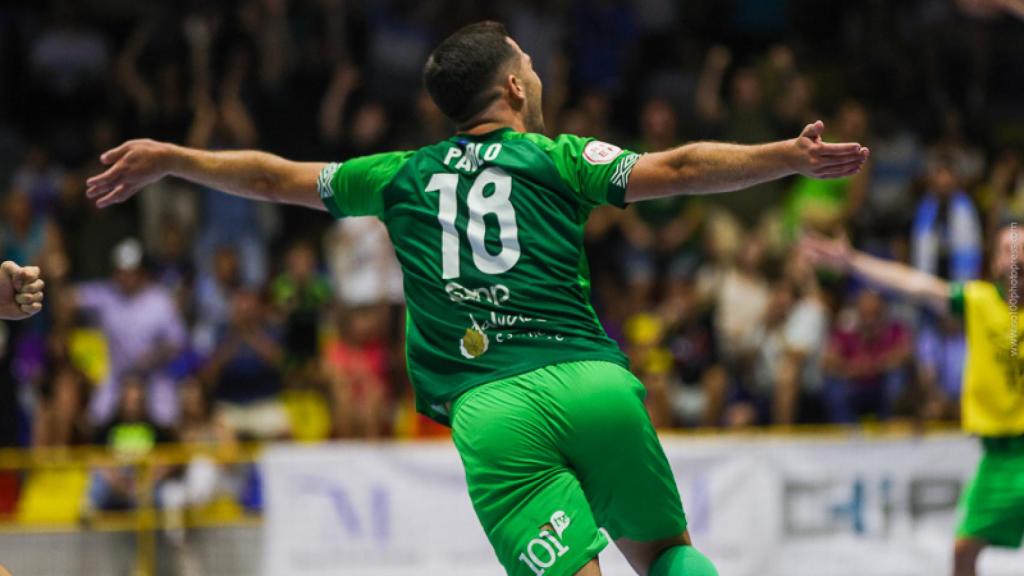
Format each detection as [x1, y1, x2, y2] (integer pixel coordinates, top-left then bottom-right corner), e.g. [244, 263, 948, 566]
[427, 167, 520, 279]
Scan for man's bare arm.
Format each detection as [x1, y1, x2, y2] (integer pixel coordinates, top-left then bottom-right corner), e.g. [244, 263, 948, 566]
[86, 139, 327, 211]
[625, 120, 869, 202]
[801, 235, 950, 314]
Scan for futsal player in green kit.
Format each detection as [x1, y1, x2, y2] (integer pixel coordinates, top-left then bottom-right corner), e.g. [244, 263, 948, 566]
[86, 21, 868, 576]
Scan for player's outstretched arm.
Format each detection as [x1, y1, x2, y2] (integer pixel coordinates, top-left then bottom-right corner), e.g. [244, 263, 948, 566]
[800, 235, 950, 314]
[625, 120, 869, 202]
[0, 261, 44, 321]
[86, 139, 328, 211]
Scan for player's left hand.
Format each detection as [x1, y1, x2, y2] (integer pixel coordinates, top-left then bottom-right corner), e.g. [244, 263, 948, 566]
[86, 139, 176, 208]
[0, 261, 44, 320]
[790, 120, 869, 179]
[799, 233, 852, 272]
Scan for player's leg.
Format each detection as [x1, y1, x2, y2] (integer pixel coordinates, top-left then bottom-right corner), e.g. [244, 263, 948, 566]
[952, 537, 984, 576]
[451, 371, 610, 576]
[953, 438, 1024, 576]
[544, 361, 718, 576]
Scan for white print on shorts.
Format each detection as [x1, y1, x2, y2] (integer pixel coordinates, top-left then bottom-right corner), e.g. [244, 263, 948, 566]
[518, 514, 572, 576]
[582, 141, 622, 165]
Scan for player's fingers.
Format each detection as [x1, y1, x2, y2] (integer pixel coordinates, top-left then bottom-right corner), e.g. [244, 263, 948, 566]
[15, 265, 40, 285]
[100, 142, 131, 165]
[18, 278, 44, 294]
[19, 302, 42, 315]
[96, 184, 129, 209]
[814, 155, 866, 173]
[0, 261, 18, 278]
[800, 120, 825, 140]
[15, 291, 43, 305]
[85, 164, 125, 188]
[816, 162, 865, 179]
[814, 142, 864, 157]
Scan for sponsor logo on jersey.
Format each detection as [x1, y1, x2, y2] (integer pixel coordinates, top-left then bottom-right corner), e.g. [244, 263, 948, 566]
[446, 281, 511, 306]
[582, 140, 622, 165]
[460, 316, 490, 359]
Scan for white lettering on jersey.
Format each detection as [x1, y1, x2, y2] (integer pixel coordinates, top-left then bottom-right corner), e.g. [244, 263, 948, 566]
[444, 147, 463, 166]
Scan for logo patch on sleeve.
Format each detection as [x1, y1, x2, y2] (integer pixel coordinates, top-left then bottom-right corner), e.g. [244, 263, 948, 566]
[582, 141, 622, 165]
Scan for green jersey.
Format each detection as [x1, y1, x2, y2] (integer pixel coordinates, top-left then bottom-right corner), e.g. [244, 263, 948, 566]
[318, 128, 640, 424]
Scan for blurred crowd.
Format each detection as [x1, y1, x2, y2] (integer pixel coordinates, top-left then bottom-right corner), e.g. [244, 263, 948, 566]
[1, 0, 1023, 464]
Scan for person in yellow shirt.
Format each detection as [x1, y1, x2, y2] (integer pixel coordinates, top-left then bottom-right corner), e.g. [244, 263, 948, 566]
[803, 223, 1024, 576]
[0, 261, 44, 320]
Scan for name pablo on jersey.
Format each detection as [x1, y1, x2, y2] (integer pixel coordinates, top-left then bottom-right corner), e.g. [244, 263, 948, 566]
[444, 142, 504, 173]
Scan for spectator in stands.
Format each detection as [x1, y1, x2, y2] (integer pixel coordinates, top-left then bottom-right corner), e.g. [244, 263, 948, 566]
[620, 98, 704, 311]
[912, 157, 984, 282]
[0, 186, 60, 266]
[70, 238, 187, 426]
[707, 231, 771, 367]
[724, 258, 826, 428]
[981, 149, 1023, 241]
[659, 274, 726, 427]
[201, 289, 290, 440]
[823, 290, 912, 423]
[623, 312, 676, 428]
[854, 108, 924, 256]
[911, 156, 983, 425]
[89, 374, 175, 512]
[158, 377, 236, 568]
[324, 305, 391, 438]
[271, 241, 331, 365]
[193, 245, 242, 354]
[32, 363, 91, 447]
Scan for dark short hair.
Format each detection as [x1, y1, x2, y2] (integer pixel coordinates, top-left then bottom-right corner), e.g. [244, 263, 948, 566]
[423, 21, 518, 123]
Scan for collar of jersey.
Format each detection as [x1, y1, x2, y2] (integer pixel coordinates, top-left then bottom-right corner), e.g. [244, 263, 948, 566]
[451, 127, 515, 142]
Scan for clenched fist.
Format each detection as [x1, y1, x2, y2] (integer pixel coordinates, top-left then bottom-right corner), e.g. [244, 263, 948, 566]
[0, 261, 44, 320]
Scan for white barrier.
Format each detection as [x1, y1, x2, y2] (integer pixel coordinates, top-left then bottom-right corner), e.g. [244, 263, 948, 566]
[262, 434, 1024, 576]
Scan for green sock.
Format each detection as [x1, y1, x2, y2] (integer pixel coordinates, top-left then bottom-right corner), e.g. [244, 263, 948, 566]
[649, 545, 719, 576]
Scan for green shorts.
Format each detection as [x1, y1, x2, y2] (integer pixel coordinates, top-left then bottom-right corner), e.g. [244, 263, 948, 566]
[451, 360, 687, 576]
[956, 436, 1024, 548]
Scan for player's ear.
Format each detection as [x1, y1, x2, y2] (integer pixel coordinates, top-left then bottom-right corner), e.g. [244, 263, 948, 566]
[507, 74, 527, 105]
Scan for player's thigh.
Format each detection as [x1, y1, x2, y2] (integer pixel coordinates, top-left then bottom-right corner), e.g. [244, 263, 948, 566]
[555, 362, 688, 542]
[956, 447, 1024, 548]
[452, 379, 609, 576]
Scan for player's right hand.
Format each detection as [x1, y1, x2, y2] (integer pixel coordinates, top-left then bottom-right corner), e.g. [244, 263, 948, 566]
[0, 261, 44, 321]
[790, 120, 869, 180]
[86, 139, 175, 208]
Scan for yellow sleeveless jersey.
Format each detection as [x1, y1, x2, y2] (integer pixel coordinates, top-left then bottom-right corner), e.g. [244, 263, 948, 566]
[959, 281, 1024, 436]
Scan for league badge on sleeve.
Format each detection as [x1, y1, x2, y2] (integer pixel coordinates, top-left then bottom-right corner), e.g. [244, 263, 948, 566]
[582, 141, 622, 165]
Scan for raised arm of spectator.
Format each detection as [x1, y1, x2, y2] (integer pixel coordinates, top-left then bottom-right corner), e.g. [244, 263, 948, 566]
[801, 235, 951, 315]
[694, 45, 730, 125]
[86, 140, 327, 210]
[625, 120, 869, 202]
[114, 25, 157, 121]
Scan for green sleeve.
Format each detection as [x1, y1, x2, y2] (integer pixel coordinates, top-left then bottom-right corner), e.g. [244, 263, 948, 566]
[949, 282, 965, 317]
[317, 151, 414, 218]
[523, 133, 641, 208]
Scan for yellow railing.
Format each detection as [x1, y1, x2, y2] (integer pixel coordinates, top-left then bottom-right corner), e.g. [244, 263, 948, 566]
[0, 443, 263, 576]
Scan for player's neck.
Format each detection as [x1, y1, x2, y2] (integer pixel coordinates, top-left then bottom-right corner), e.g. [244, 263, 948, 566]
[456, 112, 526, 136]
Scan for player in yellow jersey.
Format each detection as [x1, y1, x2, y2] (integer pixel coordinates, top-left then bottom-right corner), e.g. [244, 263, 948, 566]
[803, 223, 1024, 576]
